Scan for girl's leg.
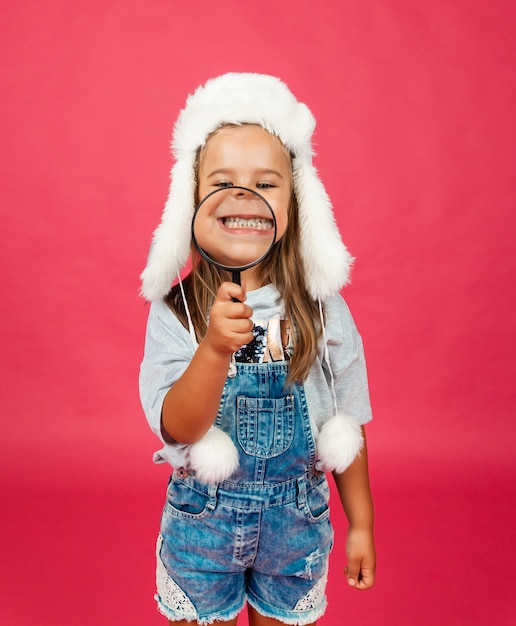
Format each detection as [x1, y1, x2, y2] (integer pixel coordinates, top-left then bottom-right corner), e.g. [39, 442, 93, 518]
[247, 605, 315, 626]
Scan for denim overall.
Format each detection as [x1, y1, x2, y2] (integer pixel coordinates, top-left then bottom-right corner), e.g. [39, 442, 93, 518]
[156, 359, 334, 625]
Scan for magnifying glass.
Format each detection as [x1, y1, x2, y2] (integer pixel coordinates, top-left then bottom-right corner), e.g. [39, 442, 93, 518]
[192, 186, 277, 287]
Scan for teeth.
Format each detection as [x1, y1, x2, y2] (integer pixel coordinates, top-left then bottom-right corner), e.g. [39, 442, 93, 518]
[223, 217, 272, 230]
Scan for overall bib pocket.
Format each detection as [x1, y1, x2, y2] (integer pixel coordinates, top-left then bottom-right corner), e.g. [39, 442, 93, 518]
[237, 394, 295, 458]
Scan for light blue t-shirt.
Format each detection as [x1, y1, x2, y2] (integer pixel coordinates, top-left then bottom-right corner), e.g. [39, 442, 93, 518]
[139, 284, 372, 468]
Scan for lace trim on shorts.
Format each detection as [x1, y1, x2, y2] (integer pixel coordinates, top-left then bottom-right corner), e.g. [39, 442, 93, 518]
[156, 534, 197, 617]
[294, 565, 328, 612]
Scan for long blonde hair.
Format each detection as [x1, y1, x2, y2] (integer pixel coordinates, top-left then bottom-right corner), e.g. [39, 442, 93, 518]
[166, 126, 322, 383]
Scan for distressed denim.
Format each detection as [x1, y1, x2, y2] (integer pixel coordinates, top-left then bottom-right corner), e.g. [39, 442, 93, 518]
[156, 362, 334, 625]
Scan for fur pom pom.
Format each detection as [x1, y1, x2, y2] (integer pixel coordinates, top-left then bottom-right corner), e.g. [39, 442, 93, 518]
[315, 414, 364, 474]
[188, 427, 239, 484]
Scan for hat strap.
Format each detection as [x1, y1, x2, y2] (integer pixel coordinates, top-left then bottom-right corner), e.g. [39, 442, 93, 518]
[178, 272, 199, 350]
[318, 298, 338, 417]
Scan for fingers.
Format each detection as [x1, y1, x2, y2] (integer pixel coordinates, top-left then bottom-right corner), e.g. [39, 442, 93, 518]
[213, 282, 253, 323]
[345, 563, 375, 590]
[205, 282, 254, 355]
[345, 539, 375, 590]
[216, 281, 248, 306]
[345, 527, 376, 591]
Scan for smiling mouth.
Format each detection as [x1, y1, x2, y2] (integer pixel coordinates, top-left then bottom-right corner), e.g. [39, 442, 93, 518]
[221, 216, 273, 230]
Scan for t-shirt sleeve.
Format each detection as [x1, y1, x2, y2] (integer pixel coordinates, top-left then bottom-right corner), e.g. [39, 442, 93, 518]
[139, 299, 195, 446]
[324, 295, 373, 426]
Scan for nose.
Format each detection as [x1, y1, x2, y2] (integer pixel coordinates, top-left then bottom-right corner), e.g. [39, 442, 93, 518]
[232, 186, 254, 199]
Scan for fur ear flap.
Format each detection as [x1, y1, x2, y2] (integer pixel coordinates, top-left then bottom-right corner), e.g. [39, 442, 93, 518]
[188, 427, 239, 484]
[315, 414, 364, 474]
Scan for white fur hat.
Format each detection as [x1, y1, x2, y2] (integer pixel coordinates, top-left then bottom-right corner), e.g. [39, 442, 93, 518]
[140, 72, 353, 301]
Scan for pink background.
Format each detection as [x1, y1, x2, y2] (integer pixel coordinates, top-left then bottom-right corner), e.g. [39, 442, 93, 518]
[1, 1, 515, 624]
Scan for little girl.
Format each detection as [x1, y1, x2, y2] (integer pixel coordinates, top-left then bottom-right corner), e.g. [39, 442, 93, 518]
[139, 73, 376, 626]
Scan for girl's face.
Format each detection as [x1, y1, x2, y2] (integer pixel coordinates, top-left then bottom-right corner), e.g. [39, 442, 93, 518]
[195, 125, 292, 282]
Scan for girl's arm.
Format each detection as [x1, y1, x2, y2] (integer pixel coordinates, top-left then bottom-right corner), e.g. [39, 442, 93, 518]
[161, 281, 254, 444]
[332, 426, 376, 590]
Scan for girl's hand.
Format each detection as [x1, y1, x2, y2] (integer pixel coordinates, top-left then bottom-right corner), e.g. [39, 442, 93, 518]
[204, 281, 254, 356]
[344, 526, 376, 590]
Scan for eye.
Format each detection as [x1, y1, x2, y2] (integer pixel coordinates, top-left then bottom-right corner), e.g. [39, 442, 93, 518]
[215, 181, 234, 188]
[256, 182, 275, 190]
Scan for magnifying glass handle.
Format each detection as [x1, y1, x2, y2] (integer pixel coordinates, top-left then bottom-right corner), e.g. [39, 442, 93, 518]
[232, 270, 241, 302]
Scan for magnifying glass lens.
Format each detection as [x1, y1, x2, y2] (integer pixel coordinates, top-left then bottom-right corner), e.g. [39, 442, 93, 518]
[192, 187, 277, 285]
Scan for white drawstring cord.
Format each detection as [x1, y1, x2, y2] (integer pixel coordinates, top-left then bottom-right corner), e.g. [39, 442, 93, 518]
[178, 272, 199, 350]
[318, 298, 338, 417]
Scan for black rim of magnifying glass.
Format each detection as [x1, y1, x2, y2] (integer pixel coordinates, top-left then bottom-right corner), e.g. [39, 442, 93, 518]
[191, 186, 278, 273]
